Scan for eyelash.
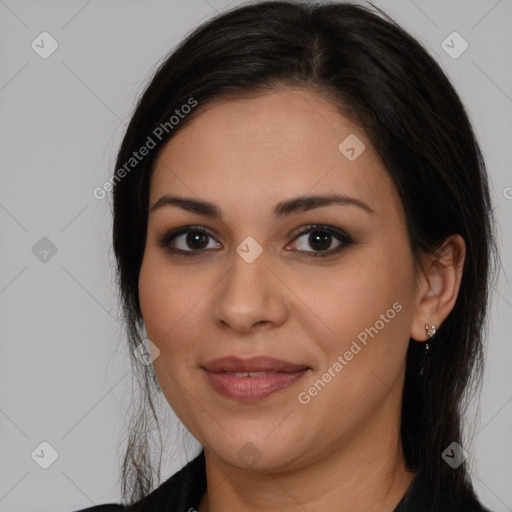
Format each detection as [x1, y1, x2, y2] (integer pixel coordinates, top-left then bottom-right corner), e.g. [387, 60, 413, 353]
[157, 224, 354, 258]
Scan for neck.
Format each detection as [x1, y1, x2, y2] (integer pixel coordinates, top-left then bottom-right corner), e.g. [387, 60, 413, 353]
[197, 407, 415, 512]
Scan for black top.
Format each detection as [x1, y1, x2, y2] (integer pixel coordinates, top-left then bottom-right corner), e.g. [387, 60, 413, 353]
[73, 450, 492, 512]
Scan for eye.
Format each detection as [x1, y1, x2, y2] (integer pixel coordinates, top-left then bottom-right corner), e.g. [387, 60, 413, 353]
[157, 226, 221, 256]
[157, 224, 353, 258]
[286, 224, 353, 257]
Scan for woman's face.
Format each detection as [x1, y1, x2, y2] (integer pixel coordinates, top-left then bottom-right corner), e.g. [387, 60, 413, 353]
[138, 88, 424, 471]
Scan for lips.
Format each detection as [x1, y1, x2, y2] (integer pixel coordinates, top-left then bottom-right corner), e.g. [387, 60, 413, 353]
[201, 356, 310, 401]
[202, 355, 308, 373]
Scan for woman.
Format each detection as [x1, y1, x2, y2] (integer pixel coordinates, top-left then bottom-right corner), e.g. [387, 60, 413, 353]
[76, 1, 498, 510]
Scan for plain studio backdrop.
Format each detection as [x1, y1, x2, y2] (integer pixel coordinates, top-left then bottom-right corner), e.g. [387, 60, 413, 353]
[0, 1, 511, 511]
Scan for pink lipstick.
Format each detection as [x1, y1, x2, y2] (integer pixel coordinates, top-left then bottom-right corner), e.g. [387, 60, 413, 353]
[202, 356, 309, 401]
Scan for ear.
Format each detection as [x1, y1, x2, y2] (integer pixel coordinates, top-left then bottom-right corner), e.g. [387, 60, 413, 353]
[410, 234, 466, 342]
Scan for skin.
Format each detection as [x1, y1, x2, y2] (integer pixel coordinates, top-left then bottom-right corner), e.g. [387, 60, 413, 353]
[138, 87, 466, 512]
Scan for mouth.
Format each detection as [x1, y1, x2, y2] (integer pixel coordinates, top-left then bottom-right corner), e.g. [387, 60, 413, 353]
[202, 355, 309, 373]
[201, 356, 310, 401]
[221, 371, 287, 377]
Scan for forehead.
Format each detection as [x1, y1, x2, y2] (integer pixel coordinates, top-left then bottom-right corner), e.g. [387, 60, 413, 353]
[150, 88, 401, 219]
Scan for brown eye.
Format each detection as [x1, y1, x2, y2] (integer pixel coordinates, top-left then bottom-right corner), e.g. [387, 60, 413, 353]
[157, 226, 222, 255]
[185, 231, 210, 250]
[287, 225, 353, 257]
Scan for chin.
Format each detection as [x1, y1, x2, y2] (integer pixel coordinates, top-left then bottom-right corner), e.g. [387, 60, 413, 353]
[203, 434, 309, 473]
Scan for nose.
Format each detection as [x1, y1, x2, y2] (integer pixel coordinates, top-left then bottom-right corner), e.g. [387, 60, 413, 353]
[212, 249, 289, 334]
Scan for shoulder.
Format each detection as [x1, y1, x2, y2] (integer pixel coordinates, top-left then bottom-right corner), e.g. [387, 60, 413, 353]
[455, 494, 494, 512]
[71, 506, 125, 512]
[124, 450, 207, 511]
[70, 450, 205, 512]
[394, 468, 495, 512]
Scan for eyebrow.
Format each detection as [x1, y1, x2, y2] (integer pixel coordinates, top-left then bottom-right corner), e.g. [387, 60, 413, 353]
[149, 193, 374, 218]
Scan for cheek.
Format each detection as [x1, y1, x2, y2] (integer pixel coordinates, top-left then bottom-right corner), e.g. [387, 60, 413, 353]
[138, 253, 197, 358]
[294, 288, 409, 440]
[138, 254, 208, 429]
[295, 241, 413, 394]
[293, 250, 407, 349]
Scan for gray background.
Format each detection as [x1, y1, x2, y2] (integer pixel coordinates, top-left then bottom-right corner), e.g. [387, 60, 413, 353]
[0, 0, 511, 511]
